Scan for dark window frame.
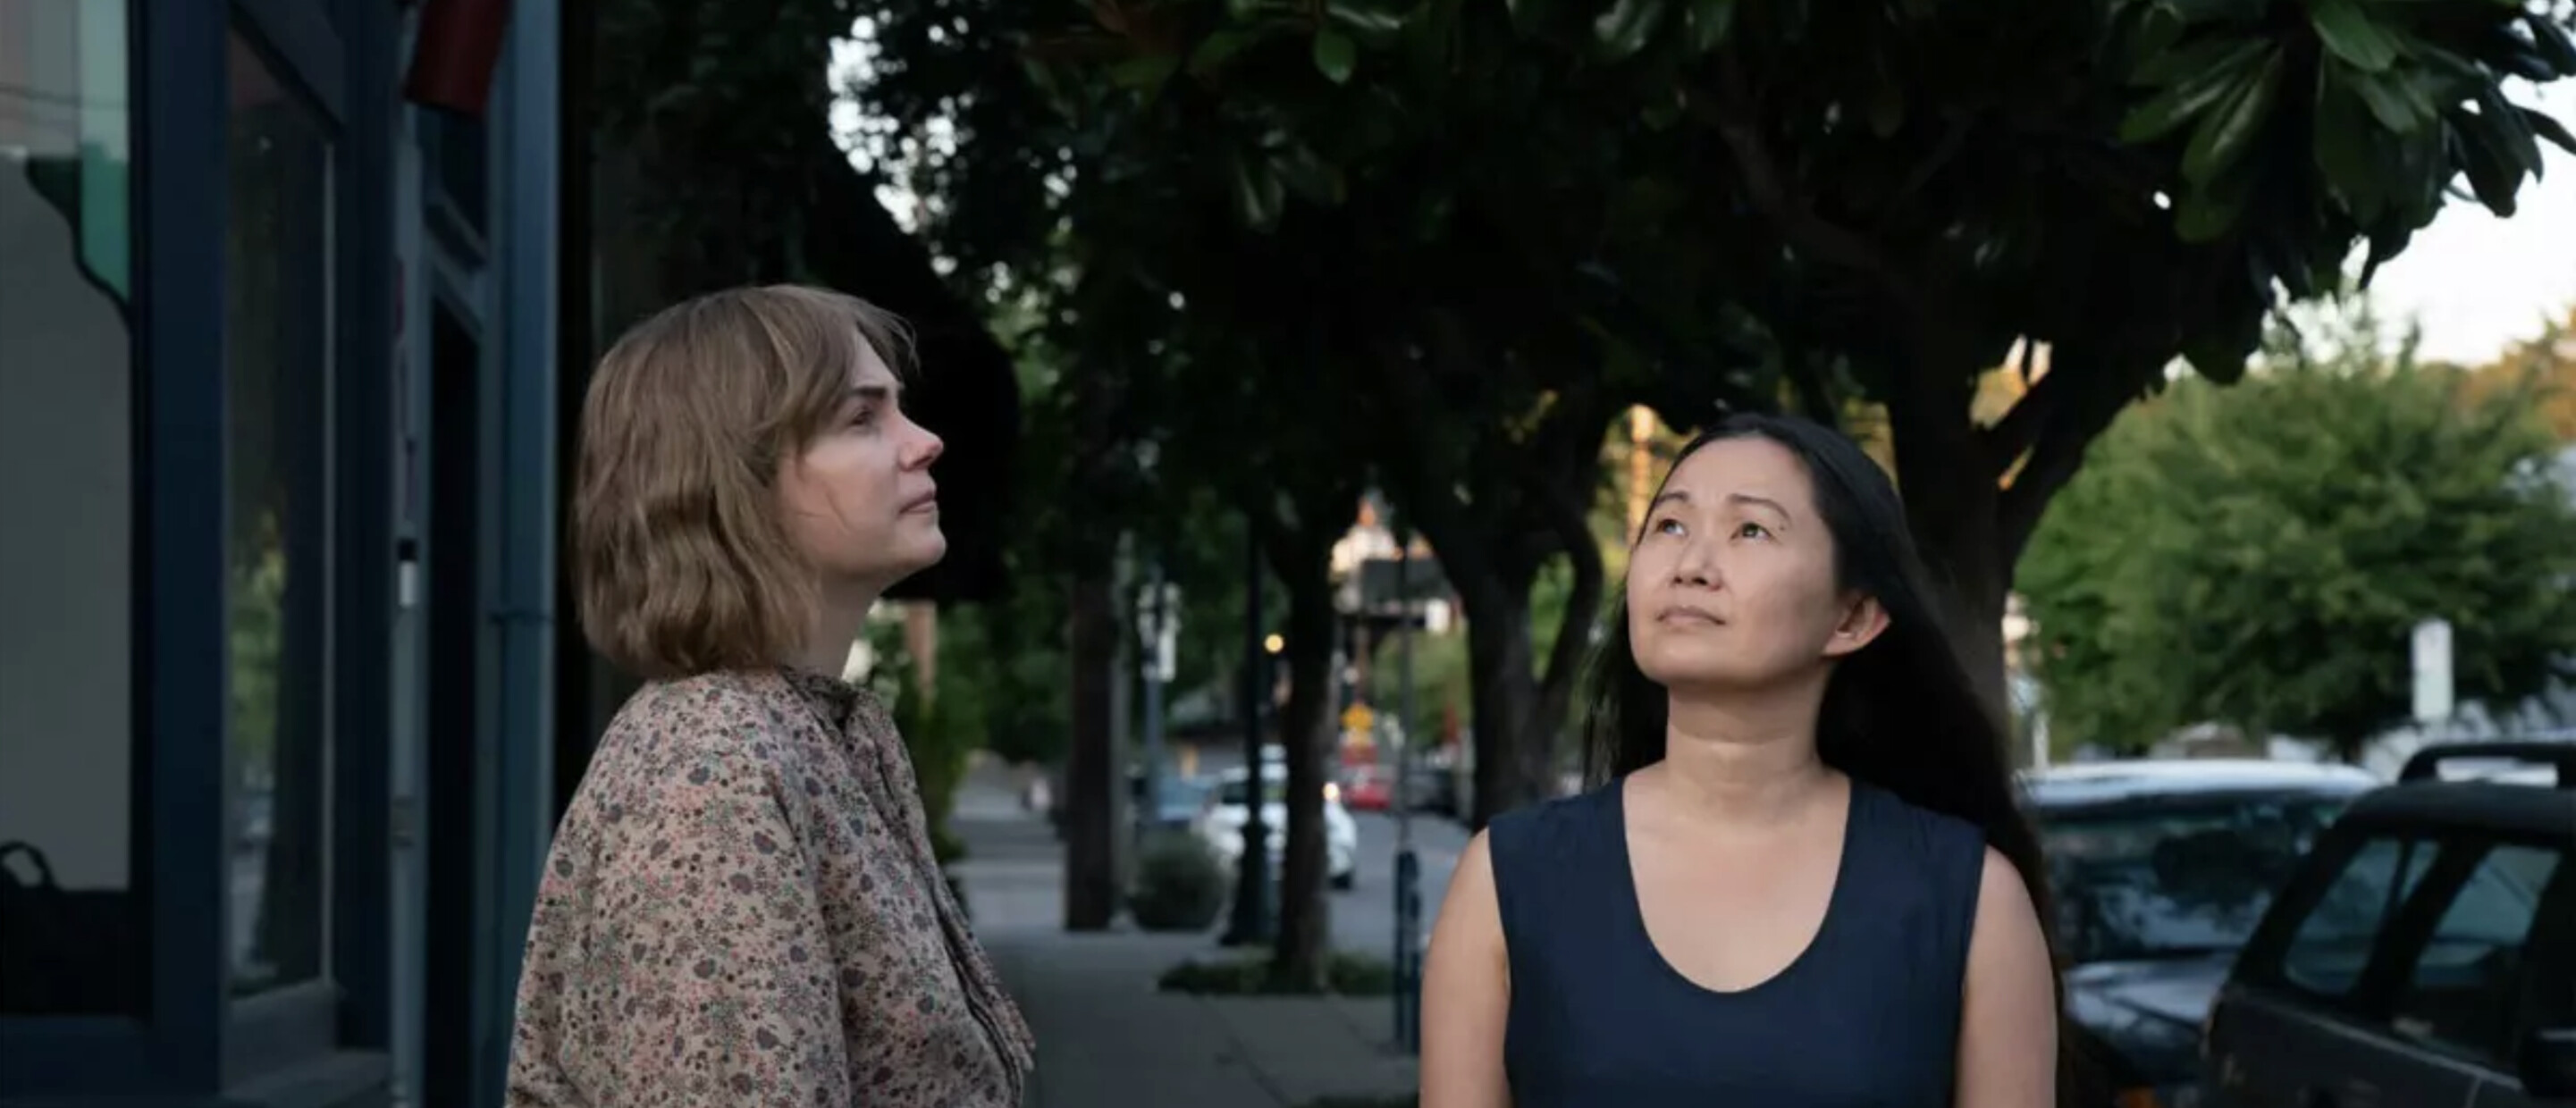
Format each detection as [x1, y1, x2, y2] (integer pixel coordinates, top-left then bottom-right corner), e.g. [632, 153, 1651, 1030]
[0, 0, 395, 1098]
[2236, 821, 2571, 1078]
[2378, 838, 2571, 1072]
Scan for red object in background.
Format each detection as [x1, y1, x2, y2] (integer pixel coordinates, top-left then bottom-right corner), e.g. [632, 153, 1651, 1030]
[1349, 780, 1393, 812]
[1340, 765, 1393, 812]
[403, 0, 514, 117]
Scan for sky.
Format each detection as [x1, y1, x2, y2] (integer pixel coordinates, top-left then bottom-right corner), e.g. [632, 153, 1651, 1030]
[2365, 79, 2576, 365]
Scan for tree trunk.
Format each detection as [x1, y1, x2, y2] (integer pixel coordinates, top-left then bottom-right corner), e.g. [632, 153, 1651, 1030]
[1915, 509, 2015, 738]
[1062, 571, 1119, 930]
[1886, 367, 2019, 747]
[1464, 588, 1545, 828]
[1269, 560, 1337, 988]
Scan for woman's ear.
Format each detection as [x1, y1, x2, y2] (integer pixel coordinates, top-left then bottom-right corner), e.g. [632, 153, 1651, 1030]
[1822, 592, 1890, 659]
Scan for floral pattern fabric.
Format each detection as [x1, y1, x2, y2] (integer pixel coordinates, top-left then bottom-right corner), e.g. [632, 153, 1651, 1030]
[507, 668, 1033, 1107]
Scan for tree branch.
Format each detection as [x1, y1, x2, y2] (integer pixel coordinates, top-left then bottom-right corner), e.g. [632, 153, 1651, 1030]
[1530, 471, 1604, 732]
[1781, 340, 1840, 427]
[1370, 340, 1504, 610]
[1981, 348, 2069, 472]
[1705, 54, 1932, 328]
[1995, 343, 2161, 566]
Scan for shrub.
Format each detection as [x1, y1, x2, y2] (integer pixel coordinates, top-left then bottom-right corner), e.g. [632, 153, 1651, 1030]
[1157, 950, 1398, 996]
[1128, 832, 1228, 932]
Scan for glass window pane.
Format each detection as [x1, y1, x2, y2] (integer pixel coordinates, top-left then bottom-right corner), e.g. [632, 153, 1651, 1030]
[2042, 796, 2351, 963]
[0, 0, 146, 1018]
[2390, 843, 2563, 1062]
[425, 110, 485, 231]
[2278, 835, 2438, 997]
[226, 25, 332, 997]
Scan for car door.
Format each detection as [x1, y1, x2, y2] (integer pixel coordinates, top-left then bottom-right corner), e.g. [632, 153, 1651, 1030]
[2210, 829, 2571, 1108]
[2384, 839, 2570, 1108]
[2205, 829, 2471, 1108]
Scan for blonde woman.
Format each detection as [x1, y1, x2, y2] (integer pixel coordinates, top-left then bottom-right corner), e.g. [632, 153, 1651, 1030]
[507, 286, 1033, 1107]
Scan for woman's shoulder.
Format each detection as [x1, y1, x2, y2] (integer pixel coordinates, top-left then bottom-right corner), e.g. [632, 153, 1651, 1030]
[583, 672, 816, 795]
[1854, 780, 1984, 852]
[607, 670, 809, 745]
[1848, 780, 1991, 910]
[1485, 780, 1618, 869]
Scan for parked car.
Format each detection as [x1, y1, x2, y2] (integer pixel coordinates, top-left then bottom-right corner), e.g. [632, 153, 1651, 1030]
[1129, 768, 1213, 832]
[1194, 752, 1360, 890]
[1339, 762, 1395, 812]
[2022, 759, 2382, 1105]
[2200, 742, 2576, 1108]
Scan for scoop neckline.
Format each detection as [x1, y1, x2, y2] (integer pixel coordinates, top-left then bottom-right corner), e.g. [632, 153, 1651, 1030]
[1608, 773, 1865, 999]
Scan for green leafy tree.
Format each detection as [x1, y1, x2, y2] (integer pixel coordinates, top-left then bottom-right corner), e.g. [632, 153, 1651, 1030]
[1475, 0, 2576, 718]
[2021, 305, 2576, 760]
[995, 0, 2576, 810]
[2462, 306, 2576, 442]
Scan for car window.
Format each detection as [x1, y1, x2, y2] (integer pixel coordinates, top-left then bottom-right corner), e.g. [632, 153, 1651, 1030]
[2276, 835, 2440, 997]
[2041, 795, 2349, 962]
[2387, 843, 2564, 1063]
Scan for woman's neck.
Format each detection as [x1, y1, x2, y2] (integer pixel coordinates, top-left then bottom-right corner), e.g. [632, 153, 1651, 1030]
[788, 583, 879, 676]
[1651, 687, 1834, 828]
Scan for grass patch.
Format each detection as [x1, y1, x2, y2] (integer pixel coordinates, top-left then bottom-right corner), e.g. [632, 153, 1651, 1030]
[1157, 950, 1399, 996]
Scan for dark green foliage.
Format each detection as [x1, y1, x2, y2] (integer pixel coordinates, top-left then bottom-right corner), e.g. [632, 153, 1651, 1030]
[2022, 303, 2576, 759]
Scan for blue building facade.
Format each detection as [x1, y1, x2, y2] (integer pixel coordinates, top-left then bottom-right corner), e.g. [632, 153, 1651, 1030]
[1, 1, 564, 1104]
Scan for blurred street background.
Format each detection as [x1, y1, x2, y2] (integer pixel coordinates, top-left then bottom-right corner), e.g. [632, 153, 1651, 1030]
[4, 0, 2574, 1106]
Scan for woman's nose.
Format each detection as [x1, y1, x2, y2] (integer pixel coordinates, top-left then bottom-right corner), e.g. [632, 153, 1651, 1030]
[905, 423, 945, 469]
[1669, 544, 1719, 589]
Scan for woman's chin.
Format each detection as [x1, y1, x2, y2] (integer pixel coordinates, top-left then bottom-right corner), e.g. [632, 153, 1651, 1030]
[904, 528, 948, 572]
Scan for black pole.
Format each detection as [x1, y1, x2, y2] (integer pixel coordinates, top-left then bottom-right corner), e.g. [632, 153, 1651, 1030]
[1393, 524, 1422, 1053]
[1222, 510, 1274, 946]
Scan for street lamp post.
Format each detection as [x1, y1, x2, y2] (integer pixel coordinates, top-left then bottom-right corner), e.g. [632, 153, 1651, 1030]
[1392, 525, 1424, 1054]
[1136, 565, 1175, 853]
[1222, 515, 1275, 947]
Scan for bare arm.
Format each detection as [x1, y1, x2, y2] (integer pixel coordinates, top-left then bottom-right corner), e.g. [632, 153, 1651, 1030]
[509, 745, 849, 1107]
[1956, 846, 2058, 1108]
[1420, 830, 1512, 1108]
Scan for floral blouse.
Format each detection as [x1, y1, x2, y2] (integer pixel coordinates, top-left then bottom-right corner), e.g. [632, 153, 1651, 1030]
[506, 668, 1034, 1107]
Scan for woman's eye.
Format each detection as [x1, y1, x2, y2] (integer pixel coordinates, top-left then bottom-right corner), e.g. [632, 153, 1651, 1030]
[1735, 521, 1771, 541]
[1652, 517, 1686, 537]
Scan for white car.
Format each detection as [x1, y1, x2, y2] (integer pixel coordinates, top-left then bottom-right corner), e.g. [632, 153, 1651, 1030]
[1193, 755, 1359, 891]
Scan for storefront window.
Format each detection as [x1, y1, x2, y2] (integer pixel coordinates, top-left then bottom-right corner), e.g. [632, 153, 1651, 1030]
[0, 0, 145, 1017]
[225, 24, 332, 997]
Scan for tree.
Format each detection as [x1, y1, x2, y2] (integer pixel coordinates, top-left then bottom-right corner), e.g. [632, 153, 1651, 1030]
[1011, 0, 1773, 825]
[2462, 306, 2576, 441]
[1001, 0, 2576, 825]
[1446, 0, 2576, 722]
[2020, 305, 2576, 760]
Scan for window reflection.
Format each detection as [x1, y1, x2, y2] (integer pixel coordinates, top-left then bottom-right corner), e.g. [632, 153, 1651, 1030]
[0, 0, 145, 1017]
[2390, 844, 2563, 1061]
[2042, 798, 2348, 965]
[226, 24, 331, 996]
[2280, 835, 2439, 997]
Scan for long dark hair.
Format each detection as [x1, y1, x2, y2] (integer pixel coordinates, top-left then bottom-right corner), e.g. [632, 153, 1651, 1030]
[1581, 412, 2058, 947]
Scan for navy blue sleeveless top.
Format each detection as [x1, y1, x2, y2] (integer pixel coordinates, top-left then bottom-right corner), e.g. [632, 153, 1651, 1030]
[1489, 776, 1986, 1107]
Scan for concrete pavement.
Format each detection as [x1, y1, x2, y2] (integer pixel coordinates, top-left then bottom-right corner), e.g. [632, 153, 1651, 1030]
[950, 772, 1421, 1108]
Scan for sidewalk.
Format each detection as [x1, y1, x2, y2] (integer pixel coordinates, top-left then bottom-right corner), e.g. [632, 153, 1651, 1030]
[951, 768, 1420, 1108]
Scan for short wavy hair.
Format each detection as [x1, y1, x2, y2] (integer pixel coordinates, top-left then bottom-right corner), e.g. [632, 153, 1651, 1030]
[571, 284, 914, 678]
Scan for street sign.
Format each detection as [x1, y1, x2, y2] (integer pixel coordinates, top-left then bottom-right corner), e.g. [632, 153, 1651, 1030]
[1341, 703, 1375, 735]
[1137, 583, 1181, 682]
[2412, 618, 2454, 726]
